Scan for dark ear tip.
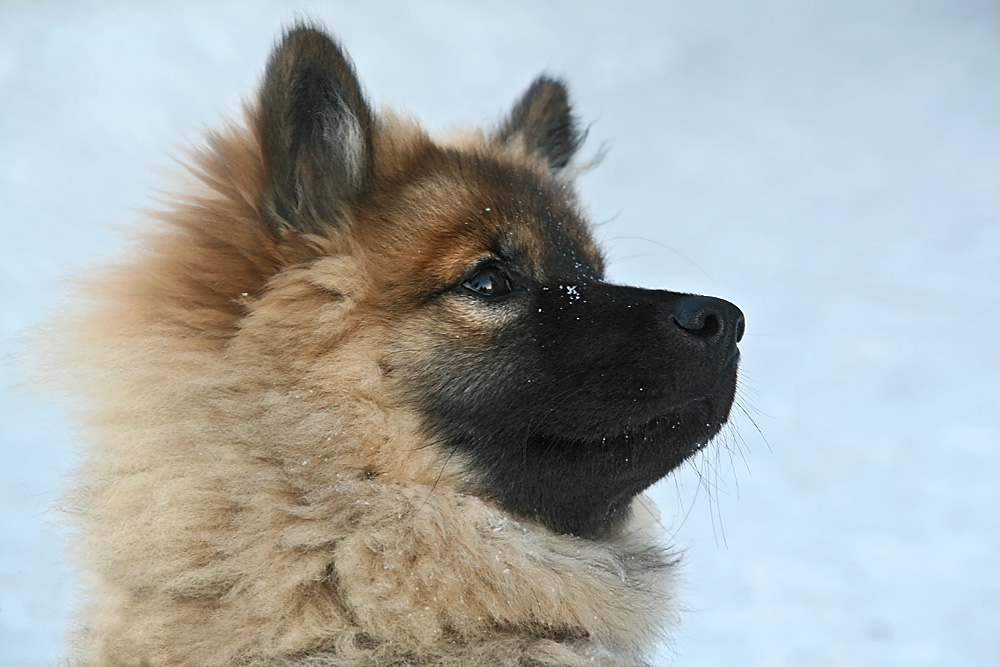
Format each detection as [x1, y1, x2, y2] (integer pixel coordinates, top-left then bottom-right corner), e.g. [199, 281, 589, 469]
[281, 22, 330, 40]
[280, 20, 337, 44]
[272, 23, 347, 66]
[525, 76, 571, 103]
[262, 22, 370, 127]
[518, 76, 573, 122]
[497, 74, 582, 171]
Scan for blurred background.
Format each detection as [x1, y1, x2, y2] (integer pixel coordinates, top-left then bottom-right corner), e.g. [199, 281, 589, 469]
[1, 2, 997, 665]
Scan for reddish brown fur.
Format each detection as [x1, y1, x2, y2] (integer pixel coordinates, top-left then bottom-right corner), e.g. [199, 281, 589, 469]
[41, 28, 676, 667]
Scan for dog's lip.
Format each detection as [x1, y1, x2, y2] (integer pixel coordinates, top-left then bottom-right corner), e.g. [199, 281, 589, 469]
[540, 385, 730, 445]
[563, 394, 720, 452]
[628, 394, 717, 433]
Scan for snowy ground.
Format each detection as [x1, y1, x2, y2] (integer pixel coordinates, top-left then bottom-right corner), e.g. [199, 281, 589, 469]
[2, 2, 998, 665]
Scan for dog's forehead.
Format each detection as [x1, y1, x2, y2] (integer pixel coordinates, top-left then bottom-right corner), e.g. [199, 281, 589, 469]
[472, 160, 601, 277]
[365, 150, 603, 285]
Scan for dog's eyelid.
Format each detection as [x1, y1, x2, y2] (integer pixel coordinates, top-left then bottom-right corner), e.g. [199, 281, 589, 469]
[461, 255, 517, 283]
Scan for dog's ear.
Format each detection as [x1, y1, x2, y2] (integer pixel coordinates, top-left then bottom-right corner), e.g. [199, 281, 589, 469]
[253, 25, 374, 235]
[495, 77, 583, 172]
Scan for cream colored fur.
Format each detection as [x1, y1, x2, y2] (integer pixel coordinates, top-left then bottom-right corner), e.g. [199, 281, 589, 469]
[41, 75, 678, 667]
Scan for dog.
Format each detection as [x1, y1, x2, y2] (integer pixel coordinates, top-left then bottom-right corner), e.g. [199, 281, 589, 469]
[43, 24, 744, 666]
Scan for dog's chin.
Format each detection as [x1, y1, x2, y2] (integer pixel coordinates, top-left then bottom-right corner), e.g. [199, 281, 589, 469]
[639, 391, 735, 462]
[501, 387, 737, 539]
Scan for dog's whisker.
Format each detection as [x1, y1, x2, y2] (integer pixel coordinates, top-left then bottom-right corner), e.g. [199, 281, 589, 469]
[697, 449, 730, 550]
[666, 471, 702, 542]
[734, 391, 771, 454]
[414, 439, 460, 518]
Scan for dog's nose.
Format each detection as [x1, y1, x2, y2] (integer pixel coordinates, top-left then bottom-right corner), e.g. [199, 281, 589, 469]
[670, 295, 744, 365]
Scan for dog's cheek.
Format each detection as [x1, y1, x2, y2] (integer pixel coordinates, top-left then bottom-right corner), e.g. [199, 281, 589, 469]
[385, 301, 544, 440]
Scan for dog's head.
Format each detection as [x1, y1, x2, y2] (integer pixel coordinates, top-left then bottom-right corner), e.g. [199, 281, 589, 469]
[43, 25, 749, 663]
[223, 26, 744, 538]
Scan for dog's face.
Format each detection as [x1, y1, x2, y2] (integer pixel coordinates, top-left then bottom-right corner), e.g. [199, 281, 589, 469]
[245, 28, 743, 539]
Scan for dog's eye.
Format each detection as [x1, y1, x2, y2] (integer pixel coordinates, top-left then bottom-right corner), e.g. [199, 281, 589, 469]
[462, 266, 511, 298]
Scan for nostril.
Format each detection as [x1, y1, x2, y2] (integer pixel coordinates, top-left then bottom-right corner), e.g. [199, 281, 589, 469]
[674, 312, 722, 338]
[670, 295, 744, 349]
[671, 297, 723, 340]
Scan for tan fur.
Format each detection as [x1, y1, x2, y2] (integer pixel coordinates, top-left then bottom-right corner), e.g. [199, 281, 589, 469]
[41, 32, 678, 667]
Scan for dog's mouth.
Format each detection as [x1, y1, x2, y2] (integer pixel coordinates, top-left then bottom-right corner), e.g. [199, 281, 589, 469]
[497, 383, 737, 537]
[626, 397, 725, 457]
[556, 383, 735, 449]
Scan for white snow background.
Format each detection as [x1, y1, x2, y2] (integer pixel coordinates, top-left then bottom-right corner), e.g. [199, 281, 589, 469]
[2, 2, 998, 665]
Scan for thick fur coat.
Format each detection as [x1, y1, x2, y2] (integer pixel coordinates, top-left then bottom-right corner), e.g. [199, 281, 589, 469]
[42, 25, 743, 667]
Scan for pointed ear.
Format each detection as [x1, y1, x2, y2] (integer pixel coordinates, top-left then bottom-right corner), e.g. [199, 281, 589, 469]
[253, 25, 374, 235]
[494, 77, 584, 172]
